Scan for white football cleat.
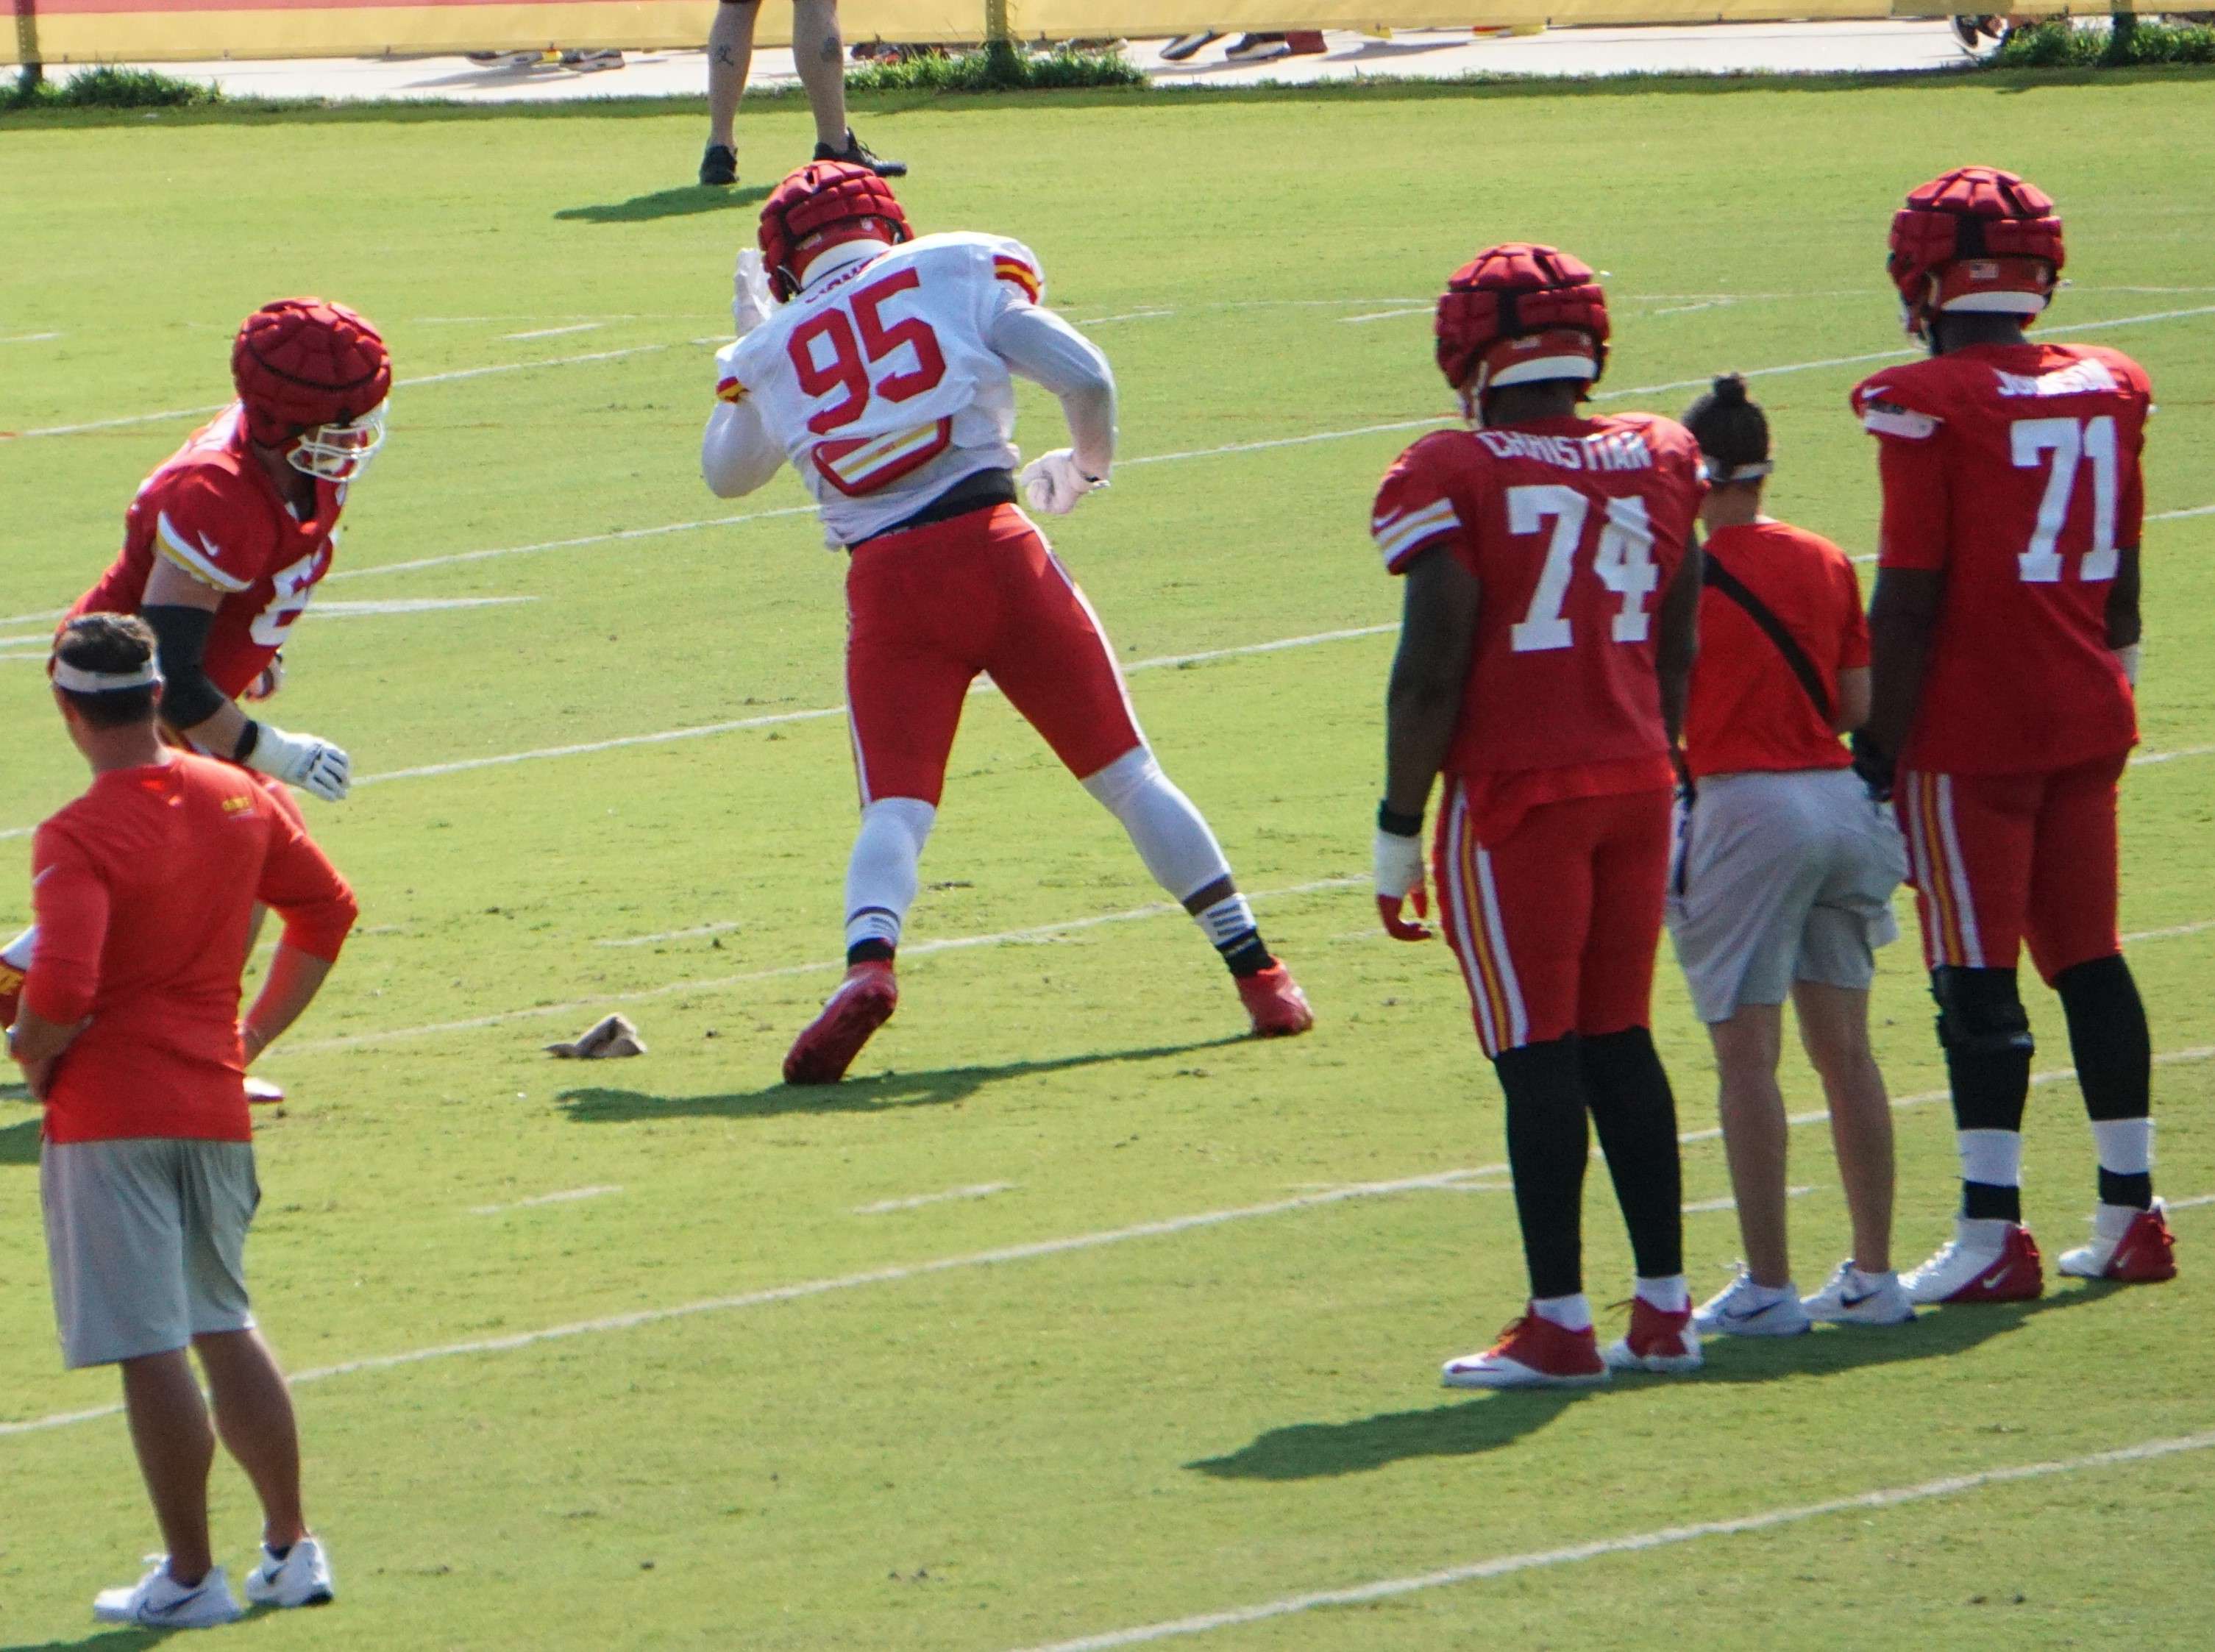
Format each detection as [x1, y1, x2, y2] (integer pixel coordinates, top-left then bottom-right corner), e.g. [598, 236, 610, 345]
[1800, 1259, 1916, 1325]
[243, 1535, 335, 1609]
[93, 1558, 243, 1628]
[1902, 1220, 2044, 1304]
[1693, 1268, 1810, 1337]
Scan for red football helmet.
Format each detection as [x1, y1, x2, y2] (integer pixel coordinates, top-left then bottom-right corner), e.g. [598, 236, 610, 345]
[1434, 243, 1610, 420]
[759, 161, 911, 301]
[232, 299, 392, 481]
[1888, 166, 2065, 338]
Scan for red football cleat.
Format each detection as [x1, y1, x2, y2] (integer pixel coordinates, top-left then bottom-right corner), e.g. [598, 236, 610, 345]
[2059, 1203, 2177, 1283]
[783, 960, 898, 1086]
[1604, 1297, 1704, 1373]
[1443, 1311, 1607, 1389]
[1237, 961, 1313, 1038]
[0, 975, 19, 1039]
[1904, 1221, 2045, 1304]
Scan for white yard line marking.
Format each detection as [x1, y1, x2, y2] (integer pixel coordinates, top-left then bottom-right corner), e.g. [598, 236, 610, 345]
[2147, 502, 2215, 522]
[598, 921, 743, 948]
[2125, 919, 2215, 944]
[1680, 1186, 1812, 1216]
[2168, 1193, 2215, 1211]
[310, 596, 537, 618]
[2133, 744, 2215, 768]
[854, 1182, 1015, 1215]
[1340, 307, 1432, 324]
[1072, 309, 1174, 326]
[502, 322, 604, 341]
[326, 505, 816, 583]
[1004, 1431, 2215, 1652]
[275, 877, 1364, 1053]
[0, 331, 62, 344]
[469, 1185, 622, 1216]
[8, 343, 670, 441]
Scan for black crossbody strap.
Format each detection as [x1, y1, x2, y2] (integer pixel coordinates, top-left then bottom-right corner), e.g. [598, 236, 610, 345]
[1702, 552, 1835, 727]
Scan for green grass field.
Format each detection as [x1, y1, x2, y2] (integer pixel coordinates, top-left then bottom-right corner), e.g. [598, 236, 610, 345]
[3, 70, 2214, 1650]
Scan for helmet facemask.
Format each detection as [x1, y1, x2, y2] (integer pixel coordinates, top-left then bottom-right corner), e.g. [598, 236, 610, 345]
[285, 401, 389, 483]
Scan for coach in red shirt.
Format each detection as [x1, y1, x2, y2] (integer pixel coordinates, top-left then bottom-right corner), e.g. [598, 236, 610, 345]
[10, 613, 357, 1629]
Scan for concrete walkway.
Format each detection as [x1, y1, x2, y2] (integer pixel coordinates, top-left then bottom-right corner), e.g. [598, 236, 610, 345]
[60, 19, 1983, 105]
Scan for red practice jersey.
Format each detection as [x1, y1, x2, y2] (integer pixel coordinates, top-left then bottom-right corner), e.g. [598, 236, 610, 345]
[25, 752, 358, 1145]
[1684, 520, 1866, 780]
[69, 404, 352, 702]
[1852, 343, 2150, 774]
[1372, 413, 1706, 836]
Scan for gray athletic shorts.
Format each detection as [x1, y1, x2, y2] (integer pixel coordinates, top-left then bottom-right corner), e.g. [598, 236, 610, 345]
[40, 1137, 259, 1369]
[1666, 767, 1908, 1025]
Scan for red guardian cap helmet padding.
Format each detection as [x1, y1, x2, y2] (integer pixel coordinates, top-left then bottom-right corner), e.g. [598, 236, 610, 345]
[1434, 243, 1610, 421]
[759, 161, 913, 302]
[1888, 165, 2065, 338]
[232, 298, 393, 482]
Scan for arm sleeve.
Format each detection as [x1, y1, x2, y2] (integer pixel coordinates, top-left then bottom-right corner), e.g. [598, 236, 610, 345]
[141, 603, 229, 730]
[254, 806, 359, 963]
[988, 303, 1116, 479]
[701, 397, 786, 499]
[22, 827, 107, 1026]
[1370, 440, 1468, 575]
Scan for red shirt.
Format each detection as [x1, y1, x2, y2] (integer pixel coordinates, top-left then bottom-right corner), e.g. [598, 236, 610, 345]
[25, 752, 358, 1145]
[1684, 520, 1866, 780]
[69, 404, 350, 702]
[1852, 343, 2148, 774]
[1372, 413, 1706, 837]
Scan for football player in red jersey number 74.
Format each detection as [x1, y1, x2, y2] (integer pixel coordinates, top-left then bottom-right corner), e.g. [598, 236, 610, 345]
[701, 162, 1313, 1084]
[1851, 166, 2175, 1303]
[1, 299, 388, 1039]
[1370, 246, 1707, 1388]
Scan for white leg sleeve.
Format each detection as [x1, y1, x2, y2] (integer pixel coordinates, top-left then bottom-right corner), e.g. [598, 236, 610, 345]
[1080, 747, 1232, 905]
[1, 925, 33, 972]
[844, 798, 936, 953]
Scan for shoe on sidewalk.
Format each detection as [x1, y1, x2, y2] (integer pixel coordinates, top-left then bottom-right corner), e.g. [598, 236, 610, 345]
[783, 960, 898, 1085]
[1237, 961, 1313, 1038]
[1693, 1268, 1810, 1337]
[814, 128, 907, 178]
[699, 144, 738, 187]
[2058, 1202, 2177, 1283]
[243, 1536, 335, 1609]
[1604, 1297, 1703, 1373]
[93, 1559, 243, 1628]
[1223, 32, 1292, 61]
[1902, 1220, 2044, 1304]
[1800, 1259, 1916, 1325]
[1159, 30, 1221, 60]
[1443, 1311, 1607, 1389]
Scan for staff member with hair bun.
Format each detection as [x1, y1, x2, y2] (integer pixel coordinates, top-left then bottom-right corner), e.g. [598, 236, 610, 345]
[11, 613, 356, 1630]
[1667, 375, 1913, 1339]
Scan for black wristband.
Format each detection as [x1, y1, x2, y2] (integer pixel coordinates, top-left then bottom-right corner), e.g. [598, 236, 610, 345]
[232, 721, 262, 763]
[1377, 801, 1423, 838]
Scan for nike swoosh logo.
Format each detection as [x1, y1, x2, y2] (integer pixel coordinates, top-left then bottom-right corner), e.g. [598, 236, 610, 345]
[1838, 1289, 1877, 1307]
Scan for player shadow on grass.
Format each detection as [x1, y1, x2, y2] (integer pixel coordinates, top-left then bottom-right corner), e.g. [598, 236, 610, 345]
[555, 183, 772, 224]
[558, 1034, 1248, 1122]
[0, 1111, 40, 1167]
[1189, 1292, 2106, 1481]
[1, 1628, 178, 1651]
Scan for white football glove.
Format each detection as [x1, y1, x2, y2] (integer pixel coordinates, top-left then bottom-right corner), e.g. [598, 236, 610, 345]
[1019, 449, 1106, 516]
[246, 723, 352, 802]
[732, 249, 778, 338]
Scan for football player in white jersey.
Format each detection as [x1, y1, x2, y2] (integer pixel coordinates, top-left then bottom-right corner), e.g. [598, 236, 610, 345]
[703, 161, 1313, 1083]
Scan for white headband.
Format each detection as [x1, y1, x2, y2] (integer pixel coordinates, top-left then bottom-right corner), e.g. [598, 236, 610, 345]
[1703, 460, 1773, 485]
[51, 658, 161, 694]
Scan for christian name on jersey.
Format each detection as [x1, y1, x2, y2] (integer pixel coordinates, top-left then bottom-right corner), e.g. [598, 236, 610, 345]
[1471, 427, 1654, 473]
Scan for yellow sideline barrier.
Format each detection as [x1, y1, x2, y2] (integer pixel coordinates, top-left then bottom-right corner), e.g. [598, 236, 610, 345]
[4, 0, 2101, 68]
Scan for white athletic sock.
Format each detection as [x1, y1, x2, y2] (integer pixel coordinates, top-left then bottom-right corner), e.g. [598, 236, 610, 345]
[1957, 1128, 2024, 1189]
[2093, 1202, 2144, 1241]
[1634, 1275, 1690, 1314]
[1530, 1292, 1592, 1333]
[1958, 1215, 2017, 1250]
[2089, 1117, 2154, 1177]
[842, 798, 935, 955]
[1079, 747, 1233, 904]
[1, 925, 32, 972]
[1193, 894, 1257, 951]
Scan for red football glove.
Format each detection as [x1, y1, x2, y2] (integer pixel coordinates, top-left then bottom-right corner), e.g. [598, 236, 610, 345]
[1374, 827, 1433, 942]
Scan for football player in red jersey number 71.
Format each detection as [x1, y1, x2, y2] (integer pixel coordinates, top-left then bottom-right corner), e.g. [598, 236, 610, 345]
[1851, 166, 2175, 1302]
[1, 300, 388, 1039]
[701, 162, 1313, 1084]
[1370, 246, 1707, 1388]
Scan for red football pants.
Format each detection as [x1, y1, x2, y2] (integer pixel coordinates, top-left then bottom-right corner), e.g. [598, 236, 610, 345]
[1433, 780, 1672, 1058]
[1896, 750, 2127, 983]
[844, 505, 1144, 806]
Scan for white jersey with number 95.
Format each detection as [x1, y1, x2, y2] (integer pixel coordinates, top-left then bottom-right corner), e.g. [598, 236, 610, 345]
[713, 232, 1050, 546]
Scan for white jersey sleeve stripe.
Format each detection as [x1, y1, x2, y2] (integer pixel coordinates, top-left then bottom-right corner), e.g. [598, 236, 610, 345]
[155, 510, 253, 593]
[1373, 499, 1462, 566]
[1860, 407, 1941, 440]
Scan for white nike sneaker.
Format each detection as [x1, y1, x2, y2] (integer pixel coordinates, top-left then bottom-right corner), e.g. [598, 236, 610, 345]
[243, 1535, 335, 1608]
[1901, 1219, 2043, 1305]
[93, 1558, 243, 1628]
[1800, 1259, 1916, 1325]
[1692, 1268, 1810, 1336]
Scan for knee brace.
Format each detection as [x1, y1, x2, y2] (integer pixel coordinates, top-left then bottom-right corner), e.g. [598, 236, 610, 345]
[1079, 747, 1231, 903]
[1930, 966, 2033, 1058]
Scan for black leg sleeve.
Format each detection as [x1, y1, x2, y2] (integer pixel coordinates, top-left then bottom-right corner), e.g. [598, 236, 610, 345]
[2055, 953, 2151, 1122]
[1493, 1036, 1592, 1301]
[1579, 1027, 1685, 1281]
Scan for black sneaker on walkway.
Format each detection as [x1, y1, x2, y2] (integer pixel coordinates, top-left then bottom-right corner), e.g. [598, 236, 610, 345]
[699, 144, 739, 186]
[814, 128, 907, 178]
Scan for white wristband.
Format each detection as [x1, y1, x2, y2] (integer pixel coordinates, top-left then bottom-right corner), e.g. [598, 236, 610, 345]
[1373, 827, 1426, 900]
